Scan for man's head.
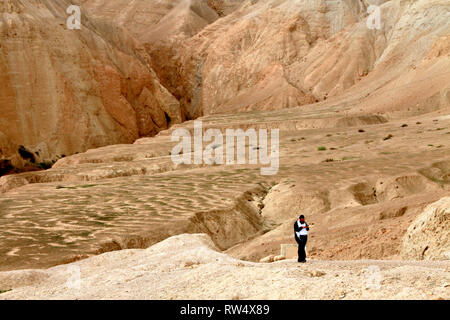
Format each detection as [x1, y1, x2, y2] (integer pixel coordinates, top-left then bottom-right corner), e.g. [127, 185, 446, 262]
[299, 215, 305, 222]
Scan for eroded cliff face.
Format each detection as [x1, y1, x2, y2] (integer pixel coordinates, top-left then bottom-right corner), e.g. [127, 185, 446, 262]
[402, 197, 450, 260]
[81, 0, 449, 120]
[180, 0, 449, 117]
[0, 0, 182, 166]
[1, 0, 449, 167]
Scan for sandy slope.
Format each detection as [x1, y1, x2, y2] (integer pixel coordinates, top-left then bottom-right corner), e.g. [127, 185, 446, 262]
[0, 234, 448, 300]
[0, 107, 449, 271]
[0, 0, 449, 299]
[1, 0, 449, 165]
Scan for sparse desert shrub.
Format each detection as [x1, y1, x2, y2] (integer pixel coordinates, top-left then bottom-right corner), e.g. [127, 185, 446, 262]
[317, 146, 327, 151]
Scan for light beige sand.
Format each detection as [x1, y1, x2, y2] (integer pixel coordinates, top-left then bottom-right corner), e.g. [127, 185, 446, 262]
[0, 234, 448, 300]
[0, 0, 449, 299]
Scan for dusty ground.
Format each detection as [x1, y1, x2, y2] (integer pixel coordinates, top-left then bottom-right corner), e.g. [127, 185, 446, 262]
[0, 0, 449, 300]
[0, 106, 449, 272]
[2, 0, 449, 163]
[0, 234, 448, 300]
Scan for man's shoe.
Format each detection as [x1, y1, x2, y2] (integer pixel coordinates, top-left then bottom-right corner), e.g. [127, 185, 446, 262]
[298, 260, 306, 263]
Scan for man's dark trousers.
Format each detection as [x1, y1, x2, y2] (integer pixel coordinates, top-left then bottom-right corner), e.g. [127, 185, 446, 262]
[297, 235, 308, 262]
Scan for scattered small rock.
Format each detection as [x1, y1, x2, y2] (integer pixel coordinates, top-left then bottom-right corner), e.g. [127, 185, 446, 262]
[383, 134, 393, 141]
[335, 290, 346, 299]
[259, 255, 275, 263]
[309, 270, 326, 277]
[183, 261, 200, 268]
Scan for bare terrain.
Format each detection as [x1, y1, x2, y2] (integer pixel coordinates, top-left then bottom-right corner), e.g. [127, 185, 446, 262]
[1, 234, 449, 300]
[0, 107, 449, 271]
[0, 0, 449, 299]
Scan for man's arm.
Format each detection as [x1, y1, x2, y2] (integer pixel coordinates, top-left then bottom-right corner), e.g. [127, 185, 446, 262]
[294, 222, 300, 243]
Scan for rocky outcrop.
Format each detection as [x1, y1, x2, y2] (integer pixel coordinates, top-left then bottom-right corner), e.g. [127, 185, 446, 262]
[1, 0, 449, 167]
[85, 0, 449, 118]
[0, 0, 182, 165]
[180, 0, 450, 116]
[1, 234, 449, 300]
[401, 197, 450, 260]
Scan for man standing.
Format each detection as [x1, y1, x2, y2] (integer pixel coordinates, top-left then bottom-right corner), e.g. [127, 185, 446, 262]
[294, 215, 309, 263]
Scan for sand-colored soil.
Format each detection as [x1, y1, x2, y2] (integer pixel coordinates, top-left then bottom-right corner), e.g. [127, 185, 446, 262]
[0, 0, 449, 299]
[0, 107, 449, 272]
[0, 234, 448, 300]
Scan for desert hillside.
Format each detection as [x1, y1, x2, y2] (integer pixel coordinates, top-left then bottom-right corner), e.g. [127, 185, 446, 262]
[0, 0, 449, 300]
[1, 0, 448, 165]
[0, 233, 449, 300]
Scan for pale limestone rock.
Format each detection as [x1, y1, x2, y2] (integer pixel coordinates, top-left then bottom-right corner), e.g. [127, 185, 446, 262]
[401, 197, 450, 260]
[1, 234, 449, 300]
[1, 0, 449, 167]
[0, 0, 182, 164]
[309, 270, 326, 277]
[259, 254, 275, 263]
